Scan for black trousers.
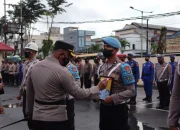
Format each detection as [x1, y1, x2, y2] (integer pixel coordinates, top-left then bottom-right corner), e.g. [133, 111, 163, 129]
[32, 120, 67, 130]
[9, 74, 14, 84]
[157, 81, 170, 107]
[67, 99, 75, 130]
[94, 74, 99, 86]
[4, 73, 9, 84]
[100, 103, 129, 130]
[14, 74, 19, 86]
[1, 71, 5, 83]
[80, 77, 83, 88]
[84, 73, 91, 88]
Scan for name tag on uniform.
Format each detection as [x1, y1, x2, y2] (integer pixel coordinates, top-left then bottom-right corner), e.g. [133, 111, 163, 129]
[99, 76, 113, 100]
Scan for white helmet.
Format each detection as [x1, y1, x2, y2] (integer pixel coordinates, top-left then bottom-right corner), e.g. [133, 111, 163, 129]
[24, 42, 38, 52]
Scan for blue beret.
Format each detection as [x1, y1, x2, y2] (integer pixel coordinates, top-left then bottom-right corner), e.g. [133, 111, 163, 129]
[170, 54, 175, 58]
[128, 53, 133, 57]
[102, 37, 121, 49]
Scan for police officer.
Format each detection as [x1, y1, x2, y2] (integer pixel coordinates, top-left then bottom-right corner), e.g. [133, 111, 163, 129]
[16, 42, 39, 129]
[141, 54, 154, 102]
[126, 53, 140, 105]
[93, 57, 101, 86]
[26, 40, 107, 130]
[66, 56, 80, 130]
[98, 37, 135, 130]
[168, 59, 180, 130]
[83, 58, 92, 88]
[154, 54, 172, 110]
[119, 55, 126, 62]
[169, 54, 177, 93]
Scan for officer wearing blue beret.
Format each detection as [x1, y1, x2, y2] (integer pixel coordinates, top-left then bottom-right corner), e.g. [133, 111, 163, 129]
[141, 54, 154, 102]
[169, 54, 177, 92]
[126, 53, 140, 105]
[98, 37, 135, 130]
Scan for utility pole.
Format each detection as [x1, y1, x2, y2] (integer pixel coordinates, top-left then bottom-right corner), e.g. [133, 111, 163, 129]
[141, 11, 143, 57]
[20, 0, 23, 58]
[146, 19, 149, 54]
[4, 0, 7, 58]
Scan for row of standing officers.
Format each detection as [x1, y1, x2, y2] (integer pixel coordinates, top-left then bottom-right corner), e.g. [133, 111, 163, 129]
[17, 37, 177, 130]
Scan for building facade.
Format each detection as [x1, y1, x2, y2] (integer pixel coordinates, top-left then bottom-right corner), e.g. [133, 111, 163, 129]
[114, 22, 180, 52]
[63, 27, 95, 52]
[31, 27, 63, 48]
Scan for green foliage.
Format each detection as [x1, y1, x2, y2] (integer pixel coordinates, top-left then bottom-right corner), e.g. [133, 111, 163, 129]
[41, 39, 53, 58]
[8, 0, 46, 26]
[89, 44, 101, 53]
[157, 26, 167, 54]
[151, 44, 158, 54]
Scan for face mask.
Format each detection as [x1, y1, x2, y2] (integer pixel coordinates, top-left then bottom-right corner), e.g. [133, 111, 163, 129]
[170, 59, 174, 62]
[24, 52, 31, 58]
[127, 57, 132, 61]
[158, 61, 163, 64]
[145, 59, 149, 62]
[60, 54, 70, 66]
[103, 48, 113, 58]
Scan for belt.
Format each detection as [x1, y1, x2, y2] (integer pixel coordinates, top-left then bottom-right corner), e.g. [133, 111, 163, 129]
[158, 79, 168, 82]
[35, 99, 66, 105]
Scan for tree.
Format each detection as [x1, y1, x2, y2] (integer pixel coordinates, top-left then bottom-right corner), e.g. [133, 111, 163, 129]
[45, 0, 66, 40]
[157, 27, 167, 54]
[111, 36, 130, 50]
[41, 39, 53, 58]
[89, 44, 101, 53]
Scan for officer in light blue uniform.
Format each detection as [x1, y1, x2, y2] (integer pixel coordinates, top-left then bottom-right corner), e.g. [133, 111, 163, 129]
[98, 37, 135, 130]
[66, 58, 80, 130]
[169, 54, 177, 92]
[141, 54, 154, 102]
[126, 53, 140, 105]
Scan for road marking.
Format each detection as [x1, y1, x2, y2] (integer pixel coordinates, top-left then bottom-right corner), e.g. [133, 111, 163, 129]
[150, 108, 169, 112]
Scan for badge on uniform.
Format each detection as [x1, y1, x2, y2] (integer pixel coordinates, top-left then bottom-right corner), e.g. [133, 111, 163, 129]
[121, 63, 135, 86]
[99, 76, 114, 100]
[69, 66, 80, 79]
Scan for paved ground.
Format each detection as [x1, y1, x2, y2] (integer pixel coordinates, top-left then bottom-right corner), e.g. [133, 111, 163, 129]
[0, 86, 171, 130]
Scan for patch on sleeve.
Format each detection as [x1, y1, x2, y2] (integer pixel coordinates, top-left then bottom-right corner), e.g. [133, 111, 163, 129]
[69, 65, 80, 79]
[121, 63, 135, 86]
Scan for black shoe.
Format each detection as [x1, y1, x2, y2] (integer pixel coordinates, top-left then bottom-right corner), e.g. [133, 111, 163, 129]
[147, 97, 152, 102]
[129, 101, 136, 105]
[157, 96, 160, 99]
[163, 106, 169, 110]
[142, 97, 147, 101]
[156, 106, 164, 109]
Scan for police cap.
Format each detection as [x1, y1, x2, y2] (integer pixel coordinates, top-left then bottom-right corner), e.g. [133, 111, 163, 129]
[128, 53, 133, 57]
[102, 37, 121, 49]
[170, 54, 175, 58]
[145, 54, 150, 57]
[53, 40, 76, 57]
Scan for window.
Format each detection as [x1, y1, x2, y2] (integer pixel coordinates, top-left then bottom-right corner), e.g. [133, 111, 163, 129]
[132, 44, 135, 50]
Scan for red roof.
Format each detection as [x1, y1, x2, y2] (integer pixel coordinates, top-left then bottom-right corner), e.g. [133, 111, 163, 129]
[0, 42, 15, 51]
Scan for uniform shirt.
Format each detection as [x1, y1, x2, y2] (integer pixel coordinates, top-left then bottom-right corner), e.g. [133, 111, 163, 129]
[126, 60, 140, 80]
[99, 59, 135, 105]
[66, 61, 80, 100]
[169, 62, 177, 78]
[26, 56, 100, 122]
[141, 61, 154, 80]
[8, 64, 14, 74]
[21, 59, 39, 87]
[168, 60, 180, 127]
[76, 62, 83, 76]
[13, 64, 19, 75]
[154, 62, 172, 83]
[83, 63, 92, 77]
[93, 63, 101, 76]
[4, 64, 9, 73]
[1, 63, 5, 72]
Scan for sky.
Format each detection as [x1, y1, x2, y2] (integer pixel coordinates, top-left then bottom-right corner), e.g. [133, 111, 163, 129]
[1, 0, 180, 38]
